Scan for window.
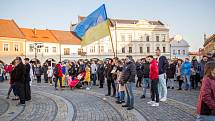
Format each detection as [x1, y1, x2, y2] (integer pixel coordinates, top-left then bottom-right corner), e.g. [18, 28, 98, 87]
[108, 48, 112, 53]
[100, 46, 104, 53]
[52, 47, 56, 53]
[183, 50, 186, 55]
[139, 34, 143, 41]
[3, 43, 9, 51]
[173, 49, 176, 55]
[128, 34, 132, 41]
[163, 47, 166, 53]
[129, 47, 132, 53]
[156, 36, 159, 42]
[178, 50, 180, 55]
[147, 47, 150, 53]
[122, 47, 125, 53]
[29, 44, 34, 52]
[14, 43, 19, 52]
[121, 34, 125, 41]
[162, 35, 166, 42]
[140, 47, 143, 53]
[146, 36, 150, 42]
[37, 48, 41, 53]
[45, 47, 49, 53]
[64, 48, 70, 55]
[156, 47, 160, 51]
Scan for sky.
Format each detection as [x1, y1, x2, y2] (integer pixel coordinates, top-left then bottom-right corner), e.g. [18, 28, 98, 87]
[0, 0, 215, 51]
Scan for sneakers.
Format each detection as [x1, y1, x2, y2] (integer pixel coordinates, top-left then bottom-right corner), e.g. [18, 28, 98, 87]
[151, 103, 159, 107]
[127, 107, 134, 110]
[147, 101, 155, 105]
[160, 98, 167, 102]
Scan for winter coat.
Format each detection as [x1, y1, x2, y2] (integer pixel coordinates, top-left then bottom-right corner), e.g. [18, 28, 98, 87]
[157, 56, 168, 75]
[142, 62, 150, 78]
[149, 59, 159, 80]
[136, 62, 143, 78]
[47, 69, 53, 78]
[85, 66, 91, 82]
[56, 64, 63, 77]
[181, 61, 191, 76]
[199, 60, 207, 78]
[166, 63, 176, 79]
[14, 62, 26, 83]
[91, 64, 97, 74]
[197, 76, 215, 115]
[105, 64, 114, 81]
[121, 61, 136, 83]
[25, 63, 31, 82]
[97, 64, 105, 81]
[35, 67, 43, 76]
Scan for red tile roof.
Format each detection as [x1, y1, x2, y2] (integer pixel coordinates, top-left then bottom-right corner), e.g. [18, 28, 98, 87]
[20, 28, 58, 43]
[49, 30, 81, 45]
[0, 19, 25, 39]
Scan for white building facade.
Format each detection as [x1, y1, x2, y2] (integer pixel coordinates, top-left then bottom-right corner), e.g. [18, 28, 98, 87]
[80, 18, 170, 60]
[170, 35, 190, 60]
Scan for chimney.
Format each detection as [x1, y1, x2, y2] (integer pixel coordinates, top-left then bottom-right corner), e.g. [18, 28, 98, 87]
[33, 28, 37, 36]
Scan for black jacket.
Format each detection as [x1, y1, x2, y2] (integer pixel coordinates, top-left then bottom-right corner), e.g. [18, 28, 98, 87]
[97, 64, 105, 81]
[158, 56, 168, 75]
[136, 62, 143, 78]
[166, 63, 176, 79]
[142, 62, 150, 78]
[105, 64, 114, 80]
[14, 62, 26, 83]
[25, 63, 31, 82]
[121, 61, 136, 83]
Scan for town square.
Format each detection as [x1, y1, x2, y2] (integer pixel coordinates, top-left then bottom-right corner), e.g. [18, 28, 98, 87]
[0, 0, 215, 121]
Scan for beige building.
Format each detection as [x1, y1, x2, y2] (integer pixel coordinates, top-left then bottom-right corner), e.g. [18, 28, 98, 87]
[0, 19, 26, 64]
[76, 17, 170, 60]
[203, 34, 215, 54]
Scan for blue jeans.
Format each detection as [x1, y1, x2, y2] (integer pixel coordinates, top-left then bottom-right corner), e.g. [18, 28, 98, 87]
[158, 73, 167, 99]
[117, 91, 125, 102]
[92, 74, 97, 85]
[126, 82, 135, 107]
[183, 75, 191, 90]
[142, 78, 151, 96]
[196, 115, 215, 121]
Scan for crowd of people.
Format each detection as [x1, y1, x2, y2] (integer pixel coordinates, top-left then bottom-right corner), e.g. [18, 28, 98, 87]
[0, 49, 215, 120]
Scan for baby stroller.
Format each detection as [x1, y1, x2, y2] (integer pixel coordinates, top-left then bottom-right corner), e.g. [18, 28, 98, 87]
[68, 72, 86, 89]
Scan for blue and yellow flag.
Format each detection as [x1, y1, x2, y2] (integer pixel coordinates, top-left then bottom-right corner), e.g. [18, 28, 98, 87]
[74, 4, 110, 46]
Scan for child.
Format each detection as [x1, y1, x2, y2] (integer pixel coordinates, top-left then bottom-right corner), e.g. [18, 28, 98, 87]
[147, 55, 159, 107]
[47, 66, 53, 86]
[84, 63, 91, 90]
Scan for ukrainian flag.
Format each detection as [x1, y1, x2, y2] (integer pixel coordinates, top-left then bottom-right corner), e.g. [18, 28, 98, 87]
[74, 4, 110, 46]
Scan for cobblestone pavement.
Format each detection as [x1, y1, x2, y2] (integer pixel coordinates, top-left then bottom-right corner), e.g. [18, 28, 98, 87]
[0, 80, 199, 121]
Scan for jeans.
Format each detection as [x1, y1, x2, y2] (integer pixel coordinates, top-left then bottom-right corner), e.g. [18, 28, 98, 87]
[55, 76, 62, 88]
[183, 75, 191, 90]
[107, 79, 116, 96]
[167, 78, 175, 88]
[151, 79, 159, 102]
[196, 115, 215, 121]
[142, 78, 151, 96]
[92, 74, 97, 85]
[119, 91, 125, 102]
[158, 73, 167, 99]
[126, 82, 135, 107]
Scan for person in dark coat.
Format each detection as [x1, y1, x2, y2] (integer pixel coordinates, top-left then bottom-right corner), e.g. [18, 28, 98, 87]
[105, 59, 116, 97]
[97, 60, 105, 88]
[166, 59, 176, 89]
[136, 60, 143, 87]
[42, 63, 48, 83]
[141, 58, 150, 99]
[35, 64, 43, 83]
[121, 55, 136, 110]
[24, 58, 31, 101]
[14, 57, 26, 106]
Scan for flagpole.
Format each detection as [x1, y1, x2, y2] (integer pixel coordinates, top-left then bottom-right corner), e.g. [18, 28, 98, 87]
[108, 21, 116, 58]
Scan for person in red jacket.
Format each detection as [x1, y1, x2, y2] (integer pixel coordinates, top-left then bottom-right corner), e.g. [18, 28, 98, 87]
[54, 62, 63, 90]
[147, 55, 160, 107]
[196, 61, 215, 121]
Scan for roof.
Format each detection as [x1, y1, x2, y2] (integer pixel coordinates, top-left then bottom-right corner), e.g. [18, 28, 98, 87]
[78, 16, 164, 26]
[50, 30, 81, 45]
[20, 28, 58, 43]
[204, 34, 215, 47]
[170, 39, 190, 47]
[0, 19, 25, 39]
